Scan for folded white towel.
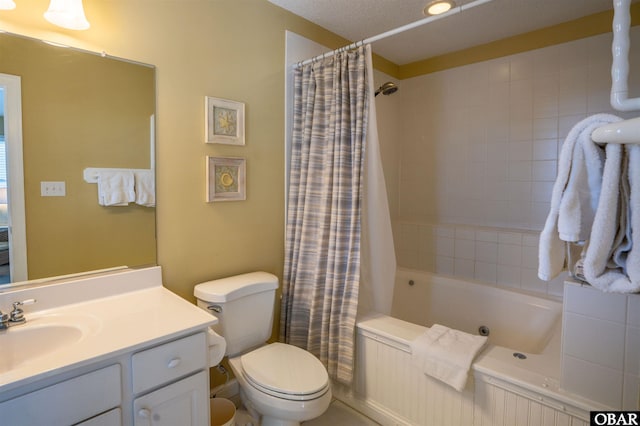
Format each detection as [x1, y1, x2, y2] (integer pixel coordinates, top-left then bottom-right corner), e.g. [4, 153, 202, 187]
[410, 324, 488, 392]
[538, 114, 622, 281]
[134, 170, 155, 207]
[97, 170, 135, 206]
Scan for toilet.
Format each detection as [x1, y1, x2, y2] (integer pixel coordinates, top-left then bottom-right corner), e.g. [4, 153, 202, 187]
[194, 272, 332, 426]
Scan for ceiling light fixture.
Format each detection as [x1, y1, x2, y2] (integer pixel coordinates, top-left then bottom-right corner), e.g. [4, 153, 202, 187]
[44, 0, 90, 30]
[0, 0, 16, 11]
[424, 0, 456, 16]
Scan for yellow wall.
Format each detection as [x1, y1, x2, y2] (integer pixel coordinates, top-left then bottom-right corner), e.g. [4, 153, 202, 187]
[0, 0, 352, 300]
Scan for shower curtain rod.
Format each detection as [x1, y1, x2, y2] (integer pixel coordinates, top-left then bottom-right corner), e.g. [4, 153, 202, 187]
[296, 0, 494, 68]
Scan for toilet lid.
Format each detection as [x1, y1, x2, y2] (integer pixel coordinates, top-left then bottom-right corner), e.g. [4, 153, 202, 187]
[241, 343, 328, 397]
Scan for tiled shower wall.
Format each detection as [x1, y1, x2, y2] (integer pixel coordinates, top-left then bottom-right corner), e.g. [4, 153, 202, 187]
[392, 28, 640, 297]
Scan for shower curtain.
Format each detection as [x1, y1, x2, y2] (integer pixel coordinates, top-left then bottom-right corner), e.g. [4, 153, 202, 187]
[360, 50, 397, 316]
[280, 45, 369, 385]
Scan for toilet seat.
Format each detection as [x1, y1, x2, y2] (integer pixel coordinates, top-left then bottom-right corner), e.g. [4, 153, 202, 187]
[240, 343, 329, 401]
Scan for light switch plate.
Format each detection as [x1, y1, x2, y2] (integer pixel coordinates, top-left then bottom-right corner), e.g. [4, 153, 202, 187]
[41, 181, 66, 197]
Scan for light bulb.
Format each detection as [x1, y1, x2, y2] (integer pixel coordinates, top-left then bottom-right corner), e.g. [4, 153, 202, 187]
[44, 0, 90, 30]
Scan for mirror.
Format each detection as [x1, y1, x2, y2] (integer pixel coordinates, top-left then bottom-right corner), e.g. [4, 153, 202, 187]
[0, 31, 156, 285]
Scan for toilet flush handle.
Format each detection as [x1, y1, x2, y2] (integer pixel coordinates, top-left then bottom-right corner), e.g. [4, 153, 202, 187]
[207, 305, 222, 313]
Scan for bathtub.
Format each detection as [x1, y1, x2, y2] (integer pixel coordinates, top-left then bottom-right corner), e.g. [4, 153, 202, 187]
[331, 269, 600, 426]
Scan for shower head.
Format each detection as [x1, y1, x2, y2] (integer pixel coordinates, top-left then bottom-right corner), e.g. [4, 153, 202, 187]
[375, 81, 398, 97]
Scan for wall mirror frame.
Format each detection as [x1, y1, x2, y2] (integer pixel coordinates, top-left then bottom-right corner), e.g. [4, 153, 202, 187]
[0, 31, 157, 288]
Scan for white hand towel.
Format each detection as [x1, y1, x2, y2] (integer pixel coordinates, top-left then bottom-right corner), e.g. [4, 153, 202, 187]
[96, 170, 135, 206]
[410, 324, 488, 392]
[557, 123, 606, 242]
[538, 114, 621, 281]
[134, 170, 156, 207]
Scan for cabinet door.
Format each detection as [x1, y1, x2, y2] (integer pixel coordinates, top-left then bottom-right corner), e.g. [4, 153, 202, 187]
[133, 371, 209, 426]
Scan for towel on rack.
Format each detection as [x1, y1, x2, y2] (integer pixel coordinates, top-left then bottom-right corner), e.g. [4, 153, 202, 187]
[583, 144, 640, 293]
[538, 114, 622, 281]
[557, 125, 606, 242]
[134, 170, 155, 207]
[96, 170, 135, 206]
[410, 324, 487, 392]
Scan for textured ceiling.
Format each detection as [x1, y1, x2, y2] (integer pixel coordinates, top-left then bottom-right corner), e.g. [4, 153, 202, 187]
[268, 0, 633, 65]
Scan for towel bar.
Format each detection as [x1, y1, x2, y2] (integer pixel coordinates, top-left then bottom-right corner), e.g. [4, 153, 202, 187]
[83, 167, 154, 184]
[592, 116, 640, 144]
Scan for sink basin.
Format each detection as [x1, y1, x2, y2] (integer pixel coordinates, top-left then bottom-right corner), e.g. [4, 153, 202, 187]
[0, 314, 101, 374]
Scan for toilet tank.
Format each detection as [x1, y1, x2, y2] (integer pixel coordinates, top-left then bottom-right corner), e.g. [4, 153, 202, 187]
[194, 272, 278, 357]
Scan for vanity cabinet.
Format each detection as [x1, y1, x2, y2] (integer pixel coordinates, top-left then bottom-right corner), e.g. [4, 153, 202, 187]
[0, 331, 209, 426]
[133, 371, 208, 426]
[132, 332, 209, 426]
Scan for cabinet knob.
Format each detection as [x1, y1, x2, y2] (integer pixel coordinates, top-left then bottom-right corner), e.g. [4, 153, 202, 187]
[167, 357, 181, 368]
[138, 408, 151, 419]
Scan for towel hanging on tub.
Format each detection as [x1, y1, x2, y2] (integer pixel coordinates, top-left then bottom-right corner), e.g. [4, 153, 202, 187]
[410, 324, 488, 392]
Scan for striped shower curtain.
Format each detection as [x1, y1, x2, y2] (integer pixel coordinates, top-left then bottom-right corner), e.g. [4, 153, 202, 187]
[280, 46, 369, 385]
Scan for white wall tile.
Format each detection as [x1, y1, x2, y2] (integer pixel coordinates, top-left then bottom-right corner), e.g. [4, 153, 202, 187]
[623, 374, 640, 410]
[475, 261, 497, 283]
[628, 294, 640, 327]
[436, 256, 454, 275]
[564, 282, 627, 323]
[520, 268, 547, 295]
[533, 118, 559, 140]
[475, 241, 498, 263]
[497, 265, 521, 288]
[436, 236, 455, 257]
[562, 355, 623, 409]
[626, 326, 640, 376]
[476, 230, 498, 243]
[455, 239, 475, 260]
[522, 233, 539, 247]
[508, 161, 532, 181]
[498, 231, 522, 245]
[563, 312, 625, 370]
[508, 141, 533, 161]
[392, 31, 640, 304]
[436, 226, 455, 238]
[521, 246, 538, 269]
[532, 161, 557, 181]
[454, 258, 475, 279]
[455, 227, 476, 240]
[532, 181, 554, 203]
[533, 139, 559, 161]
[498, 243, 522, 266]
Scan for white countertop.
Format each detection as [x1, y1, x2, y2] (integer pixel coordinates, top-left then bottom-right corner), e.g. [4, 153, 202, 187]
[0, 267, 217, 395]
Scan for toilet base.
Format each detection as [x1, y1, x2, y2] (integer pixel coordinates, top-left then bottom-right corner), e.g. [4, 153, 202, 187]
[240, 389, 302, 426]
[229, 354, 331, 425]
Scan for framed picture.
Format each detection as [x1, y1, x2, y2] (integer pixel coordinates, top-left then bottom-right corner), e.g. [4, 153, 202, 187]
[205, 96, 245, 145]
[206, 156, 246, 202]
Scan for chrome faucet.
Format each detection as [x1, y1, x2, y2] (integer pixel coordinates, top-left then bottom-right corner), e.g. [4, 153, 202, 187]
[0, 299, 36, 330]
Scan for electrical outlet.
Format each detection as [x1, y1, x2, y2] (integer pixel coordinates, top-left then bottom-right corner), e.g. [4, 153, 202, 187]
[41, 181, 66, 197]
